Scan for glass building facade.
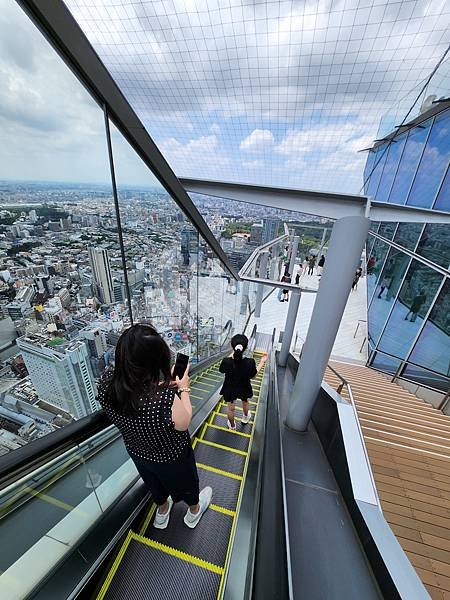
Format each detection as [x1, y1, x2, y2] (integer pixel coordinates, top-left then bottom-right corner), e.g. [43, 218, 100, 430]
[365, 106, 450, 393]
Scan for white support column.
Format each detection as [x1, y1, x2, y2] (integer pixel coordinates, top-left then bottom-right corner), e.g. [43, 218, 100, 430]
[289, 235, 299, 276]
[254, 251, 269, 318]
[286, 216, 370, 431]
[240, 280, 250, 315]
[278, 291, 301, 367]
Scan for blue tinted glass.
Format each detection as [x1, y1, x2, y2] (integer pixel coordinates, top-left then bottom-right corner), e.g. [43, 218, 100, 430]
[368, 248, 411, 344]
[370, 352, 401, 375]
[402, 364, 450, 392]
[377, 222, 397, 239]
[367, 145, 388, 198]
[434, 165, 450, 211]
[392, 222, 424, 250]
[363, 150, 376, 194]
[407, 110, 450, 208]
[376, 134, 407, 202]
[366, 238, 390, 302]
[388, 120, 432, 205]
[416, 224, 450, 269]
[378, 261, 443, 359]
[409, 279, 449, 379]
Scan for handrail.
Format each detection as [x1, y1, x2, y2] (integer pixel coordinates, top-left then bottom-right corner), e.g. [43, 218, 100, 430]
[325, 363, 380, 505]
[438, 389, 450, 412]
[0, 348, 231, 489]
[239, 230, 289, 278]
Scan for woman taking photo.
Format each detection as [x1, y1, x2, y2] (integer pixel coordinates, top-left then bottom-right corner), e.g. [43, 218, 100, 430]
[98, 324, 212, 530]
[219, 334, 268, 430]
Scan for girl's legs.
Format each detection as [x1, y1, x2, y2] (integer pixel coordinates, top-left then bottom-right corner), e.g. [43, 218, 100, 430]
[227, 401, 235, 427]
[242, 400, 249, 417]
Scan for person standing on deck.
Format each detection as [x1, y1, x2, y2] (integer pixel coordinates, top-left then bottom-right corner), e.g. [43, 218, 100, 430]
[219, 334, 268, 431]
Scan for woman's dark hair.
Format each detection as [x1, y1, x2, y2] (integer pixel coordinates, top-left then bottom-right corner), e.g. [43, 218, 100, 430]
[231, 333, 248, 363]
[106, 324, 171, 414]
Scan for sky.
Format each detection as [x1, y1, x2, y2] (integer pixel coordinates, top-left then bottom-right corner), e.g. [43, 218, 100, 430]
[1, 0, 449, 192]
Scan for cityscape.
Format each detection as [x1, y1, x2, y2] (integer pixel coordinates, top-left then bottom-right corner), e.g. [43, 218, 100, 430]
[0, 179, 327, 455]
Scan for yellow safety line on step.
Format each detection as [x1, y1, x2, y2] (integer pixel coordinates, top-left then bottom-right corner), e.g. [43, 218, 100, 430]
[96, 530, 133, 600]
[132, 534, 224, 575]
[196, 438, 248, 456]
[210, 504, 236, 517]
[139, 502, 157, 535]
[194, 381, 216, 389]
[206, 423, 251, 438]
[196, 463, 243, 481]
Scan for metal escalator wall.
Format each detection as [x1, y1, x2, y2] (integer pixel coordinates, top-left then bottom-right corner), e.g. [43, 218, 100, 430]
[95, 351, 267, 600]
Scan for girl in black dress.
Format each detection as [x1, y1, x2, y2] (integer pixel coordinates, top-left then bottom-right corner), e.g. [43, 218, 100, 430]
[219, 334, 268, 430]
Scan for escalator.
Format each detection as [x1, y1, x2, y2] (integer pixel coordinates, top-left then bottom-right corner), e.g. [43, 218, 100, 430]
[95, 349, 267, 600]
[0, 333, 274, 600]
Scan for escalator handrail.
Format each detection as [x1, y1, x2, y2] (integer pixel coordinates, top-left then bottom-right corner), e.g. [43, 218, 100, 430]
[0, 350, 232, 489]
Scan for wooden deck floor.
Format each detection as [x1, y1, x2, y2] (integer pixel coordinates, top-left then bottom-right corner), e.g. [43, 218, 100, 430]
[325, 362, 450, 600]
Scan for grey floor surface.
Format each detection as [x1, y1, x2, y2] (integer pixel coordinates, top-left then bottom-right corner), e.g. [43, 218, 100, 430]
[278, 365, 382, 600]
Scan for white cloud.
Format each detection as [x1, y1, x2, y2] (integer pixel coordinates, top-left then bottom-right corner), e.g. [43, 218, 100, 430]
[240, 129, 275, 152]
[159, 135, 230, 177]
[242, 160, 264, 168]
[209, 123, 220, 134]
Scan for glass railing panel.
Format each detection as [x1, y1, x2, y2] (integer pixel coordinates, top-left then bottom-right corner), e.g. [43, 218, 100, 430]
[0, 1, 122, 457]
[107, 120, 201, 362]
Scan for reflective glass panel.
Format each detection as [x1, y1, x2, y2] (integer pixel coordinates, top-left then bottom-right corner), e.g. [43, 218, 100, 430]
[366, 145, 388, 199]
[108, 121, 200, 362]
[364, 151, 376, 195]
[392, 223, 424, 250]
[378, 261, 443, 359]
[0, 1, 117, 455]
[375, 133, 407, 202]
[377, 223, 397, 240]
[416, 224, 450, 270]
[407, 110, 450, 208]
[366, 238, 390, 302]
[368, 248, 411, 344]
[434, 165, 450, 211]
[409, 279, 450, 379]
[388, 120, 432, 205]
[370, 351, 401, 375]
[402, 364, 450, 392]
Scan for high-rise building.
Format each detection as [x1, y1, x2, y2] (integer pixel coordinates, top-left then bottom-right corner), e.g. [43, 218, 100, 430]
[262, 217, 281, 244]
[17, 333, 98, 419]
[88, 246, 114, 304]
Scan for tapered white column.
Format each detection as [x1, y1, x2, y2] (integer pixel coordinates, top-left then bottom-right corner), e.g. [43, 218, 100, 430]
[278, 291, 301, 367]
[286, 216, 370, 431]
[254, 251, 269, 318]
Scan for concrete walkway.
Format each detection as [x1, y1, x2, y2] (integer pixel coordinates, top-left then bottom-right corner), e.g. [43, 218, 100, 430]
[248, 268, 368, 363]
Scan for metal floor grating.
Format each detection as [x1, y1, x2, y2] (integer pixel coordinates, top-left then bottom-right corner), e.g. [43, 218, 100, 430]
[202, 426, 250, 452]
[147, 503, 233, 567]
[197, 467, 241, 511]
[103, 537, 221, 600]
[213, 412, 253, 433]
[194, 441, 246, 476]
[97, 354, 267, 600]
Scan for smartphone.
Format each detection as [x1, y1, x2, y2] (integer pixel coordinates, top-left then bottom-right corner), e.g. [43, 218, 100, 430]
[173, 352, 189, 380]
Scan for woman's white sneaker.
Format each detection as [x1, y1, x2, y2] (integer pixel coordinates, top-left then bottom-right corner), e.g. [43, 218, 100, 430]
[153, 496, 173, 529]
[227, 419, 236, 430]
[184, 487, 213, 528]
[241, 411, 251, 424]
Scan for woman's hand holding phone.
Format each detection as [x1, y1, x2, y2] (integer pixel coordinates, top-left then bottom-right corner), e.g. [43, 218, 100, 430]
[175, 364, 190, 390]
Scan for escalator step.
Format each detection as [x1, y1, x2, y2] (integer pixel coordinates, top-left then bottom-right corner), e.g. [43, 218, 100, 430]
[195, 441, 246, 476]
[197, 466, 241, 510]
[147, 502, 233, 567]
[103, 537, 221, 600]
[202, 426, 250, 452]
[212, 413, 253, 434]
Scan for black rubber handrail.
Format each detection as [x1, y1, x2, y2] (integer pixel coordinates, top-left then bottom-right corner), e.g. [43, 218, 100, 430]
[0, 350, 229, 488]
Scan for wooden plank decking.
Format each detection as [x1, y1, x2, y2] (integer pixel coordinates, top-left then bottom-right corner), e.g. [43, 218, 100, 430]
[325, 361, 450, 600]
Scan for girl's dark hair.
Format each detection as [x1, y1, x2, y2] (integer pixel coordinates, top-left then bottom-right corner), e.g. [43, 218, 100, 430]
[106, 324, 171, 414]
[231, 333, 248, 364]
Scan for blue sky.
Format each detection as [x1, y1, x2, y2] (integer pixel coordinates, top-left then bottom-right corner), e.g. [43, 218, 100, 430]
[1, 0, 449, 193]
